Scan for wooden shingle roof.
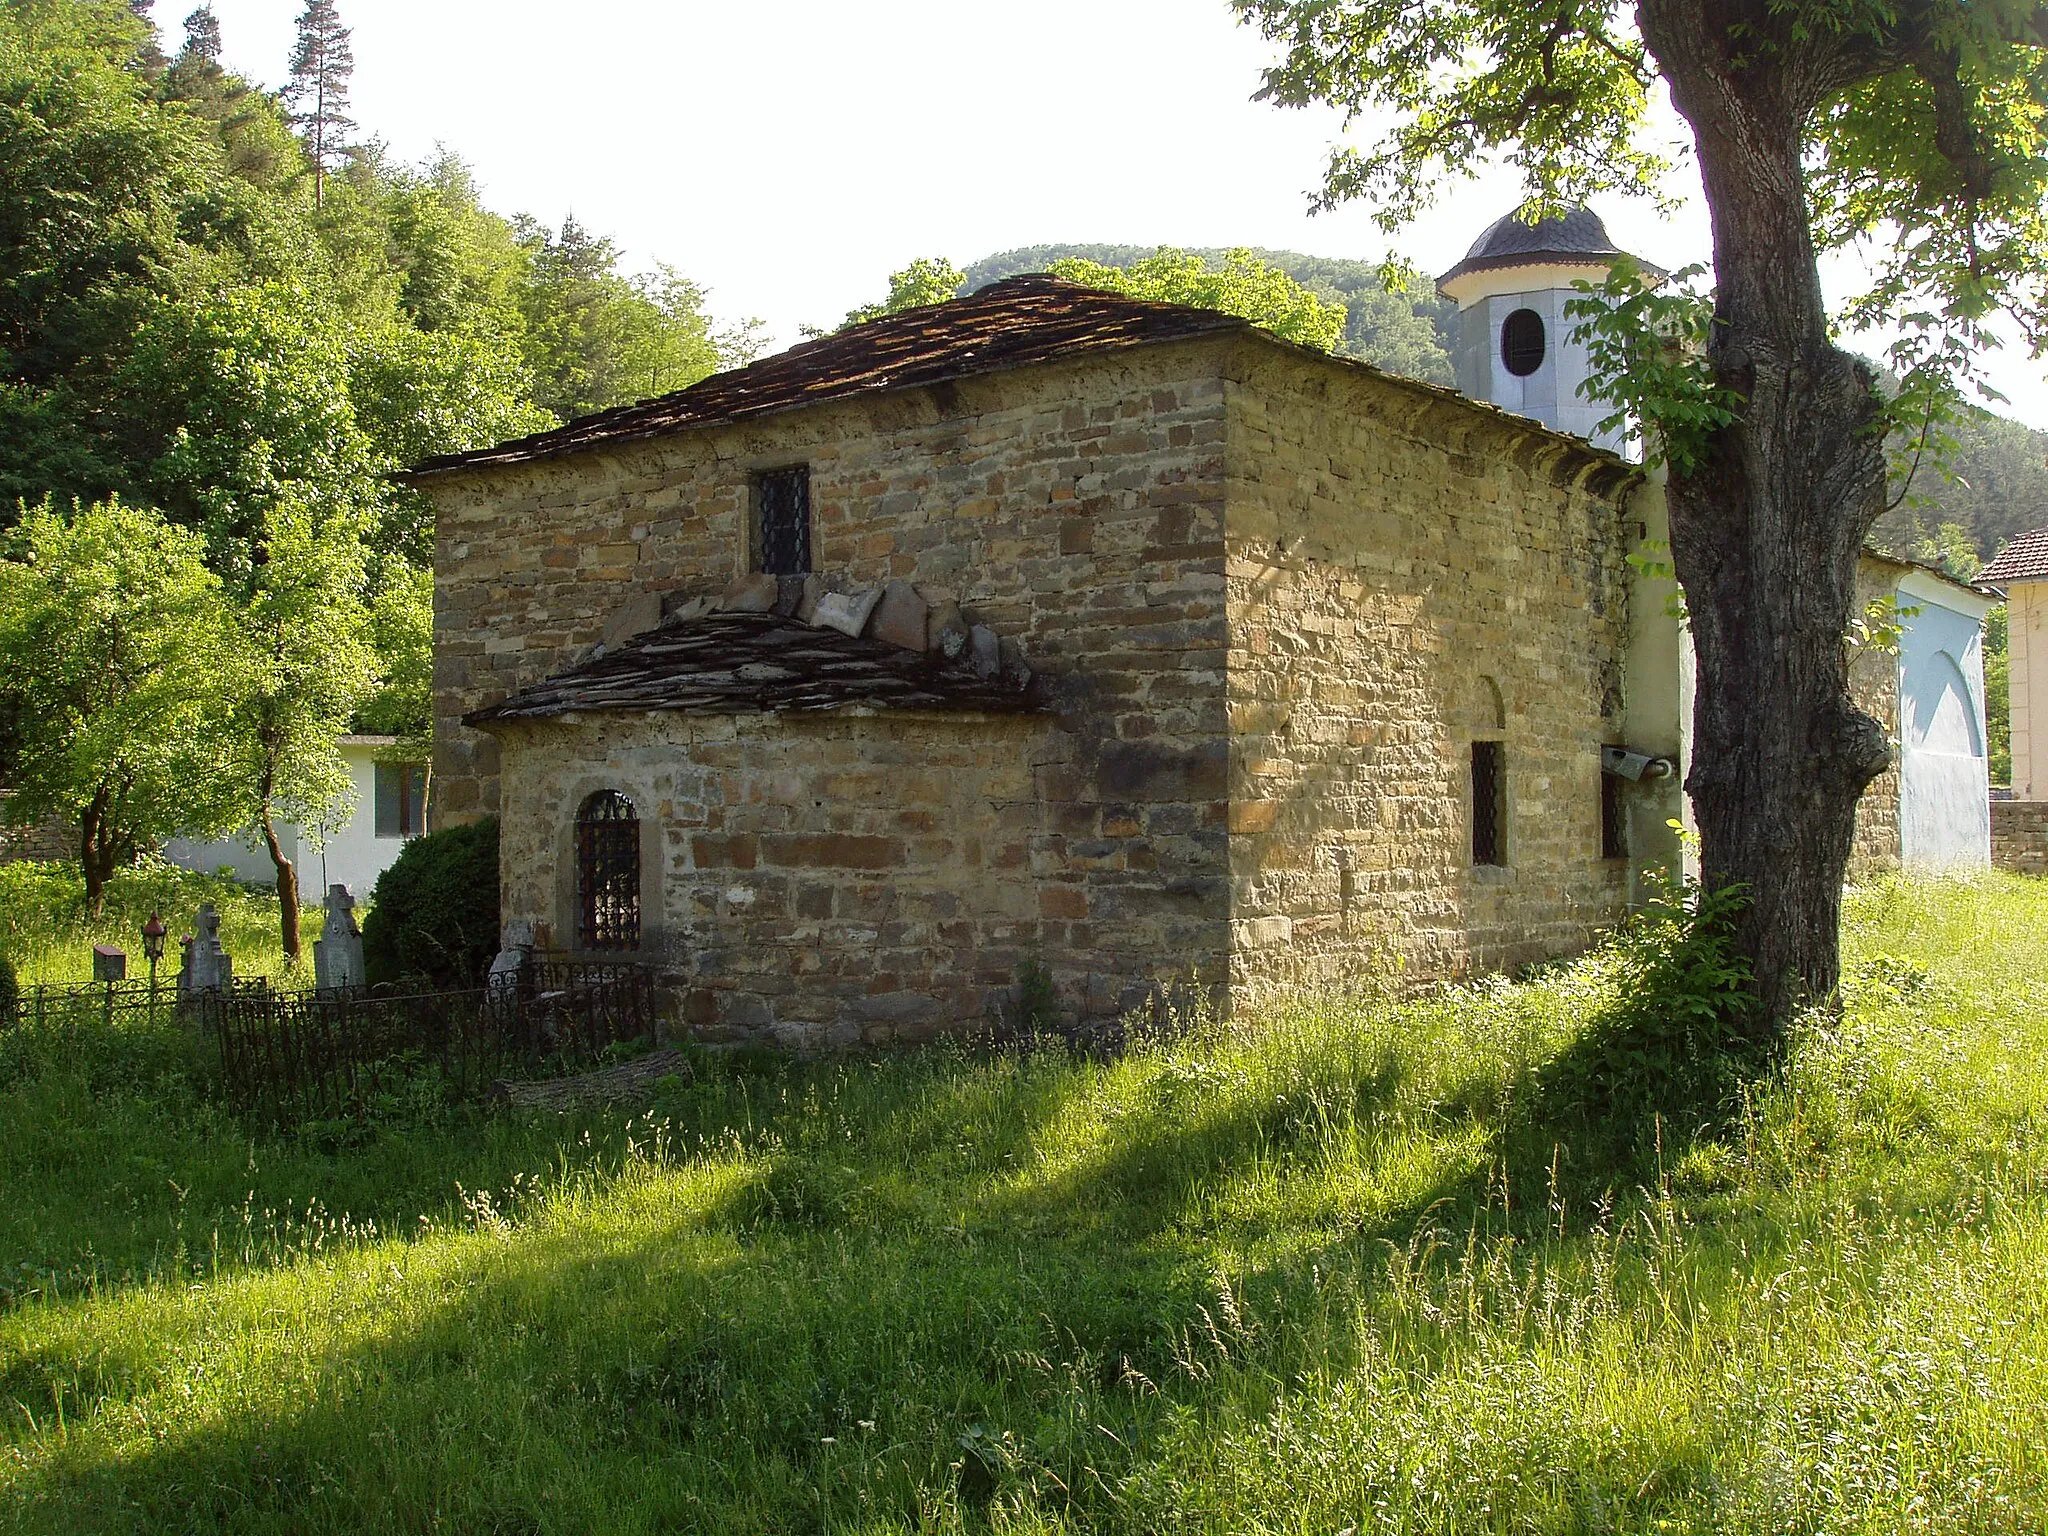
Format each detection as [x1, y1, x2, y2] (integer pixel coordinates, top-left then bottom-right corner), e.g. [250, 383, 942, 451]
[464, 612, 1038, 726]
[407, 276, 1246, 480]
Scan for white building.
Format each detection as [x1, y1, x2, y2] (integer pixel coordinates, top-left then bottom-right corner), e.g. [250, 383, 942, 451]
[164, 735, 428, 897]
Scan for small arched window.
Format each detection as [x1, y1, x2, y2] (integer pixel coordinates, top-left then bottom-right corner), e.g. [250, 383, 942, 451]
[1500, 308, 1546, 377]
[575, 790, 641, 951]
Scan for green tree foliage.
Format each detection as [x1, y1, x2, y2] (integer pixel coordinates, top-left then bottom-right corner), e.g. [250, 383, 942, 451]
[0, 0, 746, 839]
[1238, 0, 2048, 1030]
[1046, 247, 1346, 352]
[219, 501, 379, 963]
[0, 499, 236, 911]
[967, 243, 1454, 381]
[282, 0, 351, 208]
[361, 816, 499, 988]
[514, 217, 724, 421]
[353, 559, 433, 754]
[841, 256, 967, 327]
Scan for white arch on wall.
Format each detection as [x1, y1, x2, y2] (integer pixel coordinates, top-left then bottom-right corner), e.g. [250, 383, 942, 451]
[1904, 649, 1983, 758]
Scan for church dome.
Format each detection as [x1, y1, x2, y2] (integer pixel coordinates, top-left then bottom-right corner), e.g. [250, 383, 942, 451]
[1437, 204, 1658, 297]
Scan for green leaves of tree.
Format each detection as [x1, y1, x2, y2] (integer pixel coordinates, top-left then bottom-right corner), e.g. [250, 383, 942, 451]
[841, 256, 967, 328]
[0, 498, 238, 909]
[1564, 259, 1743, 473]
[1048, 248, 1348, 352]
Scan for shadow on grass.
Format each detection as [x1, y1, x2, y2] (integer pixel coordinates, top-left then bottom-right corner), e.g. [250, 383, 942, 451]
[2, 975, 1794, 1534]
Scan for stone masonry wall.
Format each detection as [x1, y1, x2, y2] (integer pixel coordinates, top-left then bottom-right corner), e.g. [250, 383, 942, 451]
[1848, 560, 1904, 875]
[1221, 345, 1638, 999]
[1993, 798, 2048, 876]
[0, 792, 73, 865]
[489, 709, 1203, 1046]
[434, 343, 1238, 1029]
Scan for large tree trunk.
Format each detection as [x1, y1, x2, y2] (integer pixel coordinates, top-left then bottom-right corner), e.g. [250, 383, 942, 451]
[1639, 2, 1894, 1032]
[259, 806, 302, 963]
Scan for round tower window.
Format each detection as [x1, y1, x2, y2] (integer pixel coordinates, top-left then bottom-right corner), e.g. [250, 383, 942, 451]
[1500, 308, 1546, 376]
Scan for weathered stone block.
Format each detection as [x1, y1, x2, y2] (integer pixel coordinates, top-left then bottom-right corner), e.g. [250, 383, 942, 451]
[870, 580, 929, 651]
[813, 586, 882, 638]
[718, 573, 780, 613]
[600, 591, 663, 649]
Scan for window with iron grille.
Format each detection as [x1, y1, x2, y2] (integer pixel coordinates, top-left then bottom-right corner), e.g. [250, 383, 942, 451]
[1600, 766, 1627, 861]
[752, 465, 811, 575]
[575, 790, 641, 951]
[1472, 741, 1507, 867]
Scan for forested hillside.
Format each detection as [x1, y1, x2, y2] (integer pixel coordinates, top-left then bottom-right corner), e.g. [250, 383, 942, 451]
[0, 0, 754, 666]
[0, 0, 752, 575]
[0, 0, 754, 940]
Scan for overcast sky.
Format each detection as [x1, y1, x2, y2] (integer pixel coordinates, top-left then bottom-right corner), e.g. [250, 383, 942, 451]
[197, 0, 2048, 430]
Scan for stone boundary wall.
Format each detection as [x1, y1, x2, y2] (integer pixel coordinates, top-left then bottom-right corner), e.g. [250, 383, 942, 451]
[0, 792, 72, 865]
[1221, 344, 1637, 997]
[1847, 563, 1904, 875]
[1993, 799, 2048, 876]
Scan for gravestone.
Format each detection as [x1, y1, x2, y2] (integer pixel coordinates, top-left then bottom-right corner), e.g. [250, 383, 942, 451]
[487, 916, 536, 996]
[92, 944, 127, 982]
[312, 884, 365, 992]
[176, 903, 233, 1000]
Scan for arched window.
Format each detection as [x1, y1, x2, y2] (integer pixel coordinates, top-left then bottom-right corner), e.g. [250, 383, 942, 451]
[575, 790, 641, 951]
[1500, 308, 1546, 377]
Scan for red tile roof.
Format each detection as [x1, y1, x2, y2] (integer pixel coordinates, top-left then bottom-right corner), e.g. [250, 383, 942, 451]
[406, 276, 1246, 479]
[1980, 526, 2048, 586]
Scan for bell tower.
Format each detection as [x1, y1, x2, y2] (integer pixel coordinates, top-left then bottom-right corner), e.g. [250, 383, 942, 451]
[1436, 205, 1659, 456]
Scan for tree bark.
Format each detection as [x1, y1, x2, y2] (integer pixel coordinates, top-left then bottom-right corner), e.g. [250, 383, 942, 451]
[79, 785, 117, 917]
[1637, 1, 1894, 1032]
[259, 805, 302, 962]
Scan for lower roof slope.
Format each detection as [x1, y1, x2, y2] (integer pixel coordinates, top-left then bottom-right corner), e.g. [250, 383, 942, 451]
[465, 611, 1038, 726]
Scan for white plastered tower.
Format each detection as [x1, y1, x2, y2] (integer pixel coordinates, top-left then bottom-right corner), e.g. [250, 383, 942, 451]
[1437, 206, 1660, 457]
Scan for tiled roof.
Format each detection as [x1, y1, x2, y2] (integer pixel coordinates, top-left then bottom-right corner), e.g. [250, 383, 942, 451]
[1438, 204, 1664, 291]
[407, 276, 1247, 479]
[1980, 526, 2048, 586]
[464, 612, 1039, 726]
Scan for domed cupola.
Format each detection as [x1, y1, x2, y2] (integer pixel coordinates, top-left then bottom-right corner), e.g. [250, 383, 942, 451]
[1437, 204, 1661, 454]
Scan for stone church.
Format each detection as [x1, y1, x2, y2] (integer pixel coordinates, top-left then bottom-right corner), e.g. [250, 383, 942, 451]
[409, 209, 1992, 1046]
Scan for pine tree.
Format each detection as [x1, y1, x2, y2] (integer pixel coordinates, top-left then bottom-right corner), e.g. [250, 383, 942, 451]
[180, 4, 221, 64]
[129, 0, 169, 75]
[282, 0, 354, 208]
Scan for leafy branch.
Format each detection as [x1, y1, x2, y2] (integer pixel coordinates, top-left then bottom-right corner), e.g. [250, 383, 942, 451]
[1564, 258, 1743, 474]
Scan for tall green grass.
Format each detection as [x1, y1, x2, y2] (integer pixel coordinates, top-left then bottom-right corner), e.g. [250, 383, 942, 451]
[0, 858, 291, 985]
[0, 875, 2043, 1533]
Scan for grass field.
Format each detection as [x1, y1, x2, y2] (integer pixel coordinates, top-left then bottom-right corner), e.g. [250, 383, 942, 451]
[0, 859, 293, 986]
[1, 875, 2044, 1533]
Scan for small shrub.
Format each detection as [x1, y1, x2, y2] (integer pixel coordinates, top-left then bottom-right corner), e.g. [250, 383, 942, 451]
[362, 818, 500, 989]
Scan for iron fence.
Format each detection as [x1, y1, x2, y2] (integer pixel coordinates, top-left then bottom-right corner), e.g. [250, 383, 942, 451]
[199, 959, 659, 1124]
[5, 975, 268, 1030]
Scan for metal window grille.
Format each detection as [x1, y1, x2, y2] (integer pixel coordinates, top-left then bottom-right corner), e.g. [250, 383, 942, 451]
[1600, 767, 1627, 860]
[575, 790, 641, 951]
[1500, 308, 1546, 377]
[753, 465, 812, 575]
[1472, 741, 1507, 866]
